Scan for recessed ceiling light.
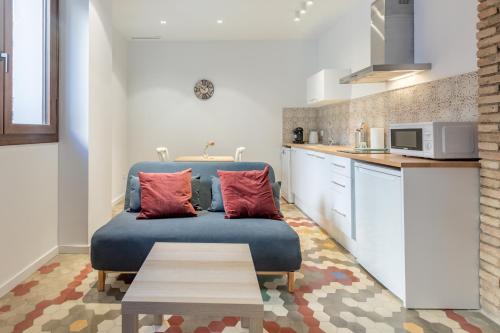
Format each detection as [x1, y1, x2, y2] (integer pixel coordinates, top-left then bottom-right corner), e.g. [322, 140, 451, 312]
[217, 19, 223, 24]
[294, 11, 301, 22]
[306, 0, 314, 6]
[300, 3, 307, 15]
[160, 20, 167, 25]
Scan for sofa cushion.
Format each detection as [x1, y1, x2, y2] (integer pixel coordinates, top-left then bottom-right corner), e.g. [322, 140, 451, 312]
[91, 211, 302, 272]
[137, 170, 197, 219]
[218, 167, 282, 220]
[129, 175, 203, 212]
[209, 176, 225, 211]
[209, 177, 282, 212]
[124, 162, 276, 211]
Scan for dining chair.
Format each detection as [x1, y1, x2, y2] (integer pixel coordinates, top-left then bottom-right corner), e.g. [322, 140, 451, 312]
[235, 147, 246, 162]
[156, 147, 170, 162]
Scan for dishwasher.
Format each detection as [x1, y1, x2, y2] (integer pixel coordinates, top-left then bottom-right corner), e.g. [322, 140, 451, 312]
[354, 162, 404, 300]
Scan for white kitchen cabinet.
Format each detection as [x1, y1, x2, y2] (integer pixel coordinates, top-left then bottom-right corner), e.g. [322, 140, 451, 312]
[292, 148, 328, 222]
[307, 69, 351, 106]
[323, 155, 356, 254]
[291, 148, 310, 214]
[291, 148, 356, 254]
[354, 161, 480, 309]
[280, 147, 294, 203]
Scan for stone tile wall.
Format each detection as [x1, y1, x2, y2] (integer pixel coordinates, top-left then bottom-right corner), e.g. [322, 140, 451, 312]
[283, 107, 320, 144]
[283, 72, 478, 146]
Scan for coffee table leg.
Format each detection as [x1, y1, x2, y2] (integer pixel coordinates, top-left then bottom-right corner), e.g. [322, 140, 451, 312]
[249, 317, 263, 333]
[241, 317, 249, 329]
[122, 313, 138, 333]
[153, 315, 163, 326]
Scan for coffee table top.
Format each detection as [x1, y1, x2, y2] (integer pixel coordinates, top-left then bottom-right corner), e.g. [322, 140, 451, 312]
[122, 243, 263, 311]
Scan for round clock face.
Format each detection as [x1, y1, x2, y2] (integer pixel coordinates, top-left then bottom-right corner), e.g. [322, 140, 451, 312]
[194, 79, 215, 100]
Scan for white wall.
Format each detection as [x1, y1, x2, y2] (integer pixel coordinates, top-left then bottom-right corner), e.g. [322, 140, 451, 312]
[58, 0, 89, 250]
[111, 30, 128, 203]
[0, 144, 59, 295]
[317, 0, 477, 98]
[88, 0, 113, 240]
[127, 41, 316, 176]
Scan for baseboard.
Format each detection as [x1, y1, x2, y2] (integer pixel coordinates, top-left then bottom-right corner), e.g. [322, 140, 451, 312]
[480, 309, 500, 326]
[0, 246, 59, 298]
[58, 244, 90, 254]
[112, 193, 125, 206]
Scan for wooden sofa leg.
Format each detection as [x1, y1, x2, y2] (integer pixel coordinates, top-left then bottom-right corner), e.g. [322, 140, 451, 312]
[98, 271, 106, 292]
[287, 272, 295, 293]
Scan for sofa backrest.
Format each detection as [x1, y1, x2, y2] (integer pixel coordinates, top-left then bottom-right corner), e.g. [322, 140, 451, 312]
[124, 162, 276, 211]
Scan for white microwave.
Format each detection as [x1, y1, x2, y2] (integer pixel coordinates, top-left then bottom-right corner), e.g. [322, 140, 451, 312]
[390, 122, 478, 159]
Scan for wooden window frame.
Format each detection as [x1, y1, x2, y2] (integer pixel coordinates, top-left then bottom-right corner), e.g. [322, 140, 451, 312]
[0, 0, 59, 146]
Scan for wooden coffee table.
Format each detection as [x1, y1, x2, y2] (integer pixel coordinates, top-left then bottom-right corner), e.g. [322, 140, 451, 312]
[121, 243, 264, 333]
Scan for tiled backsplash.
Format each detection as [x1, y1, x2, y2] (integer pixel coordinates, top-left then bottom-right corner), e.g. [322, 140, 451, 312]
[283, 72, 478, 146]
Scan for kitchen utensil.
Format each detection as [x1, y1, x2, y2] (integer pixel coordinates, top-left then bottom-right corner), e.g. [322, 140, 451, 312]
[309, 130, 319, 144]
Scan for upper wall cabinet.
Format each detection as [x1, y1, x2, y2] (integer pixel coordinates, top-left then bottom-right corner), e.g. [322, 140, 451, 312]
[307, 69, 351, 106]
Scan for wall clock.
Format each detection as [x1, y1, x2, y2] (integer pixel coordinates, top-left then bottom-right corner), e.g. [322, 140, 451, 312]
[194, 79, 215, 100]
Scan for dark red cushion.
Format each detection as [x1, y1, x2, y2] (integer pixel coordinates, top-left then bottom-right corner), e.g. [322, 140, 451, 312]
[218, 166, 283, 220]
[137, 169, 197, 219]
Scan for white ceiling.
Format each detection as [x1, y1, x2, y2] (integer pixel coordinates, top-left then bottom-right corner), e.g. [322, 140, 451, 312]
[112, 0, 352, 41]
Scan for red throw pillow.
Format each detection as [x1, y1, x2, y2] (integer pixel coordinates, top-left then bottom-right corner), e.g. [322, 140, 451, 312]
[218, 166, 283, 220]
[137, 169, 197, 219]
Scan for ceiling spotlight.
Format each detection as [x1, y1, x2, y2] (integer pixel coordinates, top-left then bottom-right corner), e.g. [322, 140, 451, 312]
[294, 12, 301, 22]
[306, 0, 315, 6]
[217, 19, 223, 24]
[300, 3, 307, 15]
[160, 20, 167, 25]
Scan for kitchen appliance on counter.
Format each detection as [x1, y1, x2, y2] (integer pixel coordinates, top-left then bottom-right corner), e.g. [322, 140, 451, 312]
[293, 127, 304, 144]
[390, 122, 478, 159]
[308, 130, 319, 144]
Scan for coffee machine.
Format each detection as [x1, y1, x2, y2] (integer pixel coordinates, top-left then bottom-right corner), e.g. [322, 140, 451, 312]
[293, 127, 304, 144]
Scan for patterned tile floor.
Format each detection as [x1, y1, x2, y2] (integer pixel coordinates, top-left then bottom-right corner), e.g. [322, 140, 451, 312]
[0, 202, 499, 333]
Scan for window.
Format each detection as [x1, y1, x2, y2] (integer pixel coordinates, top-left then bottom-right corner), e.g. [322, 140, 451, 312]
[0, 0, 59, 145]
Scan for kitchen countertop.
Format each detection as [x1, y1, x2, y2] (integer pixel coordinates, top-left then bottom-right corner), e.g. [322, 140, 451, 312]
[283, 143, 481, 169]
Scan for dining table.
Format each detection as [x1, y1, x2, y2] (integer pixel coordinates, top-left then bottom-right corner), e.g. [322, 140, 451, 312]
[174, 155, 235, 162]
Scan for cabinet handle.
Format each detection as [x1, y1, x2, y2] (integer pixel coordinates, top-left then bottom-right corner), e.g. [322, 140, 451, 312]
[307, 153, 325, 160]
[332, 163, 346, 169]
[332, 181, 346, 188]
[332, 208, 346, 218]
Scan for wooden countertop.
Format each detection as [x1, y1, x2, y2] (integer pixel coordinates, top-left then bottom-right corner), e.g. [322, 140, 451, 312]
[283, 144, 481, 169]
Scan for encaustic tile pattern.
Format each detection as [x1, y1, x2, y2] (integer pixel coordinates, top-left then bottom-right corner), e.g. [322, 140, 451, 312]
[0, 203, 498, 333]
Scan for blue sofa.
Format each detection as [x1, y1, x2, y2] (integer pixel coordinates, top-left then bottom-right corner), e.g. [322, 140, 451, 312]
[90, 162, 302, 292]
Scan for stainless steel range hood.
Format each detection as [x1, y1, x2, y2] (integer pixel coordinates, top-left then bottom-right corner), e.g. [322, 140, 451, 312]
[340, 0, 431, 84]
